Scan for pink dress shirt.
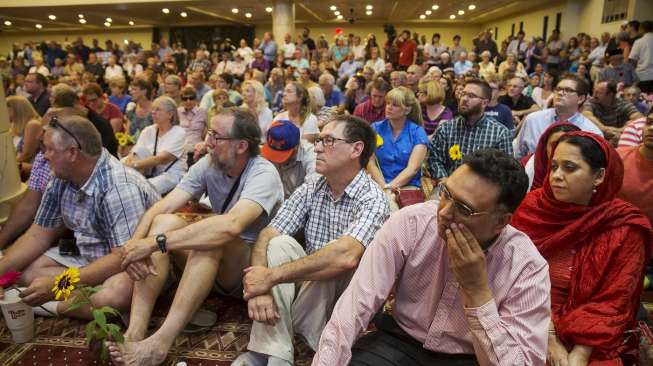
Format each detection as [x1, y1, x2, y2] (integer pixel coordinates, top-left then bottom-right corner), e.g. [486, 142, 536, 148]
[313, 201, 551, 366]
[178, 106, 208, 149]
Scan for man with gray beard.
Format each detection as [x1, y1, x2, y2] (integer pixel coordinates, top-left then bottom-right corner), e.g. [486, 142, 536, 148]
[107, 107, 284, 366]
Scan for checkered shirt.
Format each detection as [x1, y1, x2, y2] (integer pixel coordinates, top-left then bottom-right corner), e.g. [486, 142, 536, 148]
[427, 115, 513, 179]
[35, 149, 161, 262]
[26, 151, 51, 193]
[270, 170, 390, 254]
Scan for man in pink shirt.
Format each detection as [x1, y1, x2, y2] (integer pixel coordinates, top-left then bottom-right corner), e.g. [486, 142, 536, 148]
[313, 149, 551, 366]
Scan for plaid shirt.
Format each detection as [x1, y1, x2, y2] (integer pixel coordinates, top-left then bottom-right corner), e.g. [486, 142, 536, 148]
[353, 100, 386, 124]
[270, 170, 389, 254]
[35, 150, 160, 262]
[26, 151, 51, 193]
[427, 115, 513, 179]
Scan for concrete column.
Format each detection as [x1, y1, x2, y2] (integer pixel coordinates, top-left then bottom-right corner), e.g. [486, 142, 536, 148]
[272, 0, 295, 44]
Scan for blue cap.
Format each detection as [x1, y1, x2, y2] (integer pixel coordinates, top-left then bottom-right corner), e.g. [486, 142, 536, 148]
[261, 120, 301, 163]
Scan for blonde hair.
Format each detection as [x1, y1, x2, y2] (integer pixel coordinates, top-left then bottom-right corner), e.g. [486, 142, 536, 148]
[385, 87, 423, 125]
[418, 80, 445, 105]
[242, 80, 268, 116]
[7, 96, 40, 136]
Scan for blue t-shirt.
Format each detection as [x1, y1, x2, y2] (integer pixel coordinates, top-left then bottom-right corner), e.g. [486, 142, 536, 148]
[372, 119, 429, 188]
[109, 95, 132, 114]
[484, 103, 514, 130]
[324, 89, 343, 107]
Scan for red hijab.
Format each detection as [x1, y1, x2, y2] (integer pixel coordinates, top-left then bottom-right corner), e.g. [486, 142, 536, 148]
[512, 131, 653, 362]
[528, 122, 580, 191]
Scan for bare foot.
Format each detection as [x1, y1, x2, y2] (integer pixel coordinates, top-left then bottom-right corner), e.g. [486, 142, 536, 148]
[110, 338, 168, 366]
[106, 341, 129, 366]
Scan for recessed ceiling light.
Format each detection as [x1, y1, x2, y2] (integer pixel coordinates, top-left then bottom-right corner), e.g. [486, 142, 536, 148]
[468, 4, 476, 10]
[79, 19, 87, 24]
[420, 15, 426, 19]
[35, 24, 42, 29]
[366, 10, 372, 15]
[432, 5, 439, 10]
[128, 20, 135, 25]
[449, 14, 456, 19]
[330, 5, 337, 11]
[106, 17, 112, 22]
[78, 14, 84, 18]
[458, 10, 464, 15]
[334, 10, 340, 15]
[124, 39, 129, 44]
[337, 15, 343, 19]
[265, 7, 273, 12]
[426, 10, 432, 15]
[48, 15, 56, 20]
[104, 22, 111, 27]
[4, 20, 12, 26]
[366, 5, 373, 10]
[232, 8, 239, 13]
[180, 12, 188, 17]
[245, 12, 252, 18]
[162, 8, 170, 14]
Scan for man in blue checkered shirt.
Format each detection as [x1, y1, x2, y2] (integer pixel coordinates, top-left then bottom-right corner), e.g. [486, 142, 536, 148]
[0, 116, 160, 319]
[427, 79, 513, 181]
[234, 115, 390, 366]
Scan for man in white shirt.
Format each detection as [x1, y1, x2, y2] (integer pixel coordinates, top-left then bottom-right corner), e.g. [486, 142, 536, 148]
[629, 21, 653, 93]
[588, 32, 611, 82]
[104, 55, 123, 80]
[507, 31, 528, 63]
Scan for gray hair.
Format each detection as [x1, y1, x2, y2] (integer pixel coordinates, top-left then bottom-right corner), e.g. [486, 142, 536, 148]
[318, 73, 335, 86]
[153, 96, 180, 125]
[45, 115, 102, 156]
[165, 75, 182, 88]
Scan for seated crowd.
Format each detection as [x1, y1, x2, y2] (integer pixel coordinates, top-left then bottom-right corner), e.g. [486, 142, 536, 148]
[1, 19, 653, 366]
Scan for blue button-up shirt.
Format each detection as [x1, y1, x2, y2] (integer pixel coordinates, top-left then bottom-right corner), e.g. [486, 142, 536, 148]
[373, 119, 429, 187]
[260, 40, 278, 62]
[35, 150, 160, 262]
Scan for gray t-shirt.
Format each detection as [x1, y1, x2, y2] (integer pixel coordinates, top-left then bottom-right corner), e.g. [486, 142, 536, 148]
[177, 155, 284, 242]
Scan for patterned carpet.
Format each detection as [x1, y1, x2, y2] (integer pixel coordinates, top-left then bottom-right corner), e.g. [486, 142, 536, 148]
[0, 292, 314, 366]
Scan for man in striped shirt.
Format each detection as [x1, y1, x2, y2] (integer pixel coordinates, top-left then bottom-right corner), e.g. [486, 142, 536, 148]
[427, 79, 513, 180]
[313, 149, 551, 366]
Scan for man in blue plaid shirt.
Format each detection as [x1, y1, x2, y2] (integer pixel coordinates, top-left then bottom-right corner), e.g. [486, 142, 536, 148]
[427, 79, 513, 181]
[234, 115, 390, 366]
[0, 116, 160, 319]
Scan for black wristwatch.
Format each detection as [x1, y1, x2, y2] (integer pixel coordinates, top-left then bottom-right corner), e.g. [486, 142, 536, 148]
[155, 233, 167, 253]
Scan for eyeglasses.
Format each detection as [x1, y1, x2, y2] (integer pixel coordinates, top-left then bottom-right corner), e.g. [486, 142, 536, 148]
[206, 129, 235, 142]
[459, 91, 487, 100]
[554, 87, 578, 95]
[437, 182, 490, 217]
[313, 136, 352, 148]
[181, 96, 195, 101]
[49, 117, 82, 149]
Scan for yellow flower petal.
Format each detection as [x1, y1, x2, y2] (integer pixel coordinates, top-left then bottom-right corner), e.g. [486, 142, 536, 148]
[376, 134, 384, 148]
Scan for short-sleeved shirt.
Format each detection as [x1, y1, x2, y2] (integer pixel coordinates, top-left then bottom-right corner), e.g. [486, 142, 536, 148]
[98, 102, 123, 124]
[582, 98, 640, 128]
[274, 111, 319, 137]
[484, 103, 515, 130]
[177, 155, 284, 243]
[178, 106, 208, 148]
[324, 89, 343, 108]
[372, 119, 429, 187]
[34, 150, 161, 263]
[133, 125, 188, 176]
[617, 146, 653, 225]
[629, 32, 653, 81]
[26, 151, 51, 193]
[276, 141, 318, 199]
[398, 39, 417, 66]
[270, 170, 389, 254]
[498, 94, 536, 111]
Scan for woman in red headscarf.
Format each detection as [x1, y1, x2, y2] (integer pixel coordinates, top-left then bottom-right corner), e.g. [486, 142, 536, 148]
[521, 122, 581, 191]
[512, 131, 653, 366]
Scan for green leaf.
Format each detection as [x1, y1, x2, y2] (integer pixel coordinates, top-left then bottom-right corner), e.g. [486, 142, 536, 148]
[64, 302, 83, 313]
[98, 306, 120, 317]
[100, 345, 109, 361]
[107, 323, 124, 344]
[93, 309, 107, 330]
[84, 320, 96, 345]
[87, 286, 103, 294]
[95, 328, 107, 340]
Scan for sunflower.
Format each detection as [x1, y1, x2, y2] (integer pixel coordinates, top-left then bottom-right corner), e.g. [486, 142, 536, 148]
[376, 134, 384, 148]
[449, 144, 462, 161]
[52, 267, 80, 301]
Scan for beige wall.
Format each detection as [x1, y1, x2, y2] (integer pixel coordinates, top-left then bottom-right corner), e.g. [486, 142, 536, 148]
[0, 28, 153, 55]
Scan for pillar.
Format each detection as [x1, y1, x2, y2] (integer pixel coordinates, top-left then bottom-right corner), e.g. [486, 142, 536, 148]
[272, 0, 295, 44]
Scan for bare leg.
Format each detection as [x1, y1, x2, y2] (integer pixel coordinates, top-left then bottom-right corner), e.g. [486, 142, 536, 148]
[20, 255, 66, 285]
[58, 271, 134, 320]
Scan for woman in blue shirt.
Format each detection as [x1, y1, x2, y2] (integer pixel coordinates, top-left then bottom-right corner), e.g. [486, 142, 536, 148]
[367, 86, 429, 210]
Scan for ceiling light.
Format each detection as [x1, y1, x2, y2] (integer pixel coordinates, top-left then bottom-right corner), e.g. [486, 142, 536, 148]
[232, 8, 239, 13]
[162, 8, 170, 14]
[4, 20, 12, 26]
[426, 10, 432, 15]
[468, 4, 476, 10]
[330, 5, 337, 11]
[180, 12, 188, 17]
[334, 11, 340, 16]
[79, 19, 87, 24]
[104, 22, 111, 27]
[106, 17, 112, 22]
[124, 39, 129, 44]
[366, 10, 372, 15]
[366, 5, 373, 10]
[245, 12, 252, 18]
[128, 20, 135, 25]
[432, 5, 439, 10]
[266, 7, 273, 12]
[420, 15, 426, 19]
[35, 24, 42, 29]
[337, 15, 343, 19]
[449, 14, 456, 19]
[78, 14, 84, 18]
[458, 10, 464, 15]
[48, 15, 56, 20]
